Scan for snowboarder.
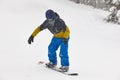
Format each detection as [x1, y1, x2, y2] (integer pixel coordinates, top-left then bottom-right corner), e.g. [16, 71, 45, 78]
[28, 9, 70, 72]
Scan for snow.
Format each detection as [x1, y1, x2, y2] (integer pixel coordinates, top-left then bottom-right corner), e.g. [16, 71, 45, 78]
[0, 0, 120, 80]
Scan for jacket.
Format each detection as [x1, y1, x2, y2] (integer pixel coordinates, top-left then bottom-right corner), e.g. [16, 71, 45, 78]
[31, 13, 70, 39]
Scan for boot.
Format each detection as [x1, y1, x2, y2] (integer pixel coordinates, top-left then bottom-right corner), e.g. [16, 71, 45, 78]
[45, 62, 56, 68]
[59, 66, 69, 72]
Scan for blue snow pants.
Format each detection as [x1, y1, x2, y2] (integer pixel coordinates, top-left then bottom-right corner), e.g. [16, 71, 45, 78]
[48, 37, 69, 66]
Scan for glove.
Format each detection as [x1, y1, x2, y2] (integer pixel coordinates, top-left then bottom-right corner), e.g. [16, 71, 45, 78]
[28, 35, 34, 44]
[62, 38, 68, 44]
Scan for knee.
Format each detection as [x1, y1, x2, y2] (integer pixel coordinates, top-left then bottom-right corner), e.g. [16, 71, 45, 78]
[59, 53, 68, 58]
[48, 45, 56, 52]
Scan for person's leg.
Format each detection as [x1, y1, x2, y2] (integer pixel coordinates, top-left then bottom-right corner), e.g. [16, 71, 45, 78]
[59, 38, 69, 66]
[48, 37, 60, 65]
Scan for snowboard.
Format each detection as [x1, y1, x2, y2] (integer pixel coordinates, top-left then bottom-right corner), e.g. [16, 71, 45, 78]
[38, 61, 78, 76]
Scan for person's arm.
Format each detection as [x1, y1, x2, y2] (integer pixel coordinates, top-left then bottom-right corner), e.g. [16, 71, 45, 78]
[28, 21, 47, 44]
[31, 26, 41, 37]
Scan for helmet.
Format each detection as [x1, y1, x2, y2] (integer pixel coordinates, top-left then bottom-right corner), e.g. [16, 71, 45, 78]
[45, 9, 55, 19]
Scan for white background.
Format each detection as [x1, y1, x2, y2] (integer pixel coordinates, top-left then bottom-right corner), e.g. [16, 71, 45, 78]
[0, 0, 120, 80]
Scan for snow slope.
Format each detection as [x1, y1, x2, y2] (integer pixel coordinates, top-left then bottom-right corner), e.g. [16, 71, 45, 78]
[0, 0, 120, 80]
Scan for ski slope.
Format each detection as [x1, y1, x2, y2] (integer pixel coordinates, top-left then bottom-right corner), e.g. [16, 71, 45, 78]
[0, 0, 120, 80]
